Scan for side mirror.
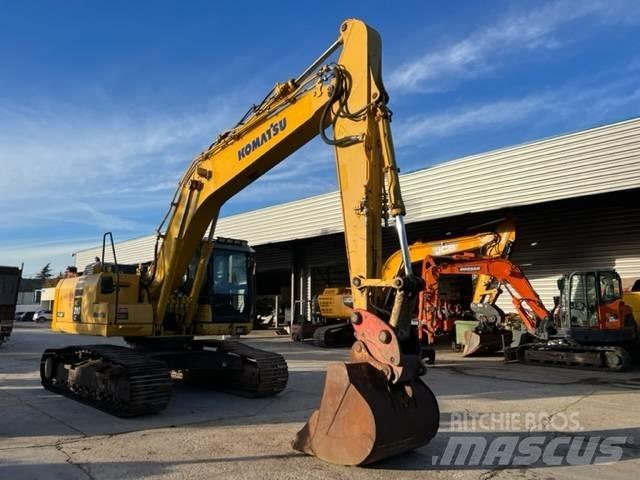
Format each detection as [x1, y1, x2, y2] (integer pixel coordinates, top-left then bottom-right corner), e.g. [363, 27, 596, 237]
[553, 296, 560, 307]
[557, 278, 565, 291]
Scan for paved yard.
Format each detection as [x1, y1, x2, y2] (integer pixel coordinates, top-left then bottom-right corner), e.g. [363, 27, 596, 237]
[1, 323, 639, 479]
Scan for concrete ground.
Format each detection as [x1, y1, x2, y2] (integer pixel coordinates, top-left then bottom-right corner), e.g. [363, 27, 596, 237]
[1, 323, 639, 479]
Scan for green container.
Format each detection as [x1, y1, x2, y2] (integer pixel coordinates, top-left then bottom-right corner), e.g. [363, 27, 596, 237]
[454, 320, 478, 346]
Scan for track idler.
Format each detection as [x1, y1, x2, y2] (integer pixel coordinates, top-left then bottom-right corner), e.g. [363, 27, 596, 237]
[293, 310, 440, 465]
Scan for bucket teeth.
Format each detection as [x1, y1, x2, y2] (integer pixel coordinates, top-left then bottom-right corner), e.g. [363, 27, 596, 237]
[293, 362, 439, 466]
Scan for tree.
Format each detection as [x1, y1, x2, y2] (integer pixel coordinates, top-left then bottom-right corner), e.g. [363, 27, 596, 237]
[36, 263, 53, 280]
[44, 272, 65, 288]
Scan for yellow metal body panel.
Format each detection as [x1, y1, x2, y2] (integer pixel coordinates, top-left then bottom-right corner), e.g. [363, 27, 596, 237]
[52, 274, 155, 337]
[52, 274, 252, 337]
[623, 292, 640, 330]
[51, 273, 252, 337]
[192, 304, 252, 336]
[379, 219, 516, 304]
[381, 220, 515, 280]
[317, 287, 353, 319]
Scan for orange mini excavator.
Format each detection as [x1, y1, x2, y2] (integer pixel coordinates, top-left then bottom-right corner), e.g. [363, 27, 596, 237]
[418, 254, 636, 370]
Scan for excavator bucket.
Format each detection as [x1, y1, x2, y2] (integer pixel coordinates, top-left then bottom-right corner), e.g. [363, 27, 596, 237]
[292, 362, 439, 465]
[462, 329, 512, 357]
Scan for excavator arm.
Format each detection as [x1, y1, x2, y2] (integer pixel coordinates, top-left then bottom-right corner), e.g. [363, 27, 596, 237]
[380, 218, 515, 282]
[140, 19, 438, 465]
[419, 254, 552, 343]
[471, 219, 516, 304]
[420, 257, 634, 370]
[379, 218, 515, 325]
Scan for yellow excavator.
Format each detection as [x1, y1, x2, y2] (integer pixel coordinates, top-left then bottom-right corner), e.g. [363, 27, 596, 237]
[624, 280, 640, 330]
[306, 219, 515, 347]
[41, 19, 439, 466]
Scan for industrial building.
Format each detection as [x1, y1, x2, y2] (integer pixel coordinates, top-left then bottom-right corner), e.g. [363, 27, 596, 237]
[74, 117, 640, 321]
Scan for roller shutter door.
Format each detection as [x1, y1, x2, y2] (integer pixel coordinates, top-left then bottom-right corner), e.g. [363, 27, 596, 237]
[254, 245, 294, 272]
[496, 190, 640, 312]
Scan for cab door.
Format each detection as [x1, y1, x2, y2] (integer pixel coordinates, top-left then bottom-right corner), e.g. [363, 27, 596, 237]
[566, 273, 599, 329]
[595, 271, 623, 330]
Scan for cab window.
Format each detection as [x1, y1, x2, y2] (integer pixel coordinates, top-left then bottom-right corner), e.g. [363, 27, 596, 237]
[569, 273, 598, 327]
[598, 272, 621, 303]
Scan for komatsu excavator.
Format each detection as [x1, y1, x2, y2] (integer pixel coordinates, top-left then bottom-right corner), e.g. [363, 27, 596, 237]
[419, 254, 636, 370]
[308, 219, 515, 347]
[40, 19, 439, 466]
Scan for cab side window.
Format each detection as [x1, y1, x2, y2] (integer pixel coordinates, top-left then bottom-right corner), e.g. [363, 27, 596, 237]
[599, 272, 621, 303]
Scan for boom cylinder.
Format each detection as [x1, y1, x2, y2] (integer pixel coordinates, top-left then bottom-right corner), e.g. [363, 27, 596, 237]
[395, 215, 412, 277]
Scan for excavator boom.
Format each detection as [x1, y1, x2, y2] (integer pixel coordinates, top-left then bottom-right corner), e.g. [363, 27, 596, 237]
[308, 220, 515, 348]
[146, 20, 416, 336]
[418, 255, 633, 369]
[419, 255, 550, 342]
[380, 218, 515, 281]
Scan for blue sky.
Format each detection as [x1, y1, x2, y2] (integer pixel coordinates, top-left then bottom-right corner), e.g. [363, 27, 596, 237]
[1, 0, 638, 275]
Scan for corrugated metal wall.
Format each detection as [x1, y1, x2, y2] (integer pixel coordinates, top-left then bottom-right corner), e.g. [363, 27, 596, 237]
[203, 117, 640, 244]
[272, 189, 640, 315]
[75, 234, 158, 271]
[402, 118, 640, 223]
[74, 117, 640, 272]
[495, 191, 640, 311]
[253, 245, 294, 272]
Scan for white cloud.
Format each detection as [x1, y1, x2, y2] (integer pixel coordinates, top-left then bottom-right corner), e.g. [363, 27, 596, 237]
[388, 0, 639, 93]
[0, 88, 343, 273]
[0, 90, 249, 273]
[0, 237, 100, 276]
[394, 78, 640, 148]
[0, 96, 237, 199]
[395, 96, 545, 146]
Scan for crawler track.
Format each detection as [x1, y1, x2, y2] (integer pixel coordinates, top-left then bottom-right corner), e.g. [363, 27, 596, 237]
[41, 339, 288, 416]
[41, 344, 172, 417]
[514, 344, 632, 372]
[311, 322, 353, 348]
[185, 340, 288, 397]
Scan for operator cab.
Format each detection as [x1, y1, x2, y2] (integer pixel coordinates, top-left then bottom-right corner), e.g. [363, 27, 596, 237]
[555, 270, 636, 344]
[194, 237, 255, 335]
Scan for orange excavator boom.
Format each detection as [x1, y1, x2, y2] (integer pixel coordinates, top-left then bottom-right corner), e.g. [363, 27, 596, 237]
[418, 254, 552, 344]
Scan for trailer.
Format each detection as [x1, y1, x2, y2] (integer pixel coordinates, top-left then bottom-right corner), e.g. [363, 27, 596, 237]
[0, 266, 21, 344]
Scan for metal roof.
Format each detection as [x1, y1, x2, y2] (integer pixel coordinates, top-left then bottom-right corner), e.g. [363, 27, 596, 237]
[74, 117, 640, 269]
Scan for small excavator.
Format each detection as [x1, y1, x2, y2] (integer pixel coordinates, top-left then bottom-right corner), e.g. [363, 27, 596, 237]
[306, 219, 516, 347]
[41, 19, 439, 466]
[418, 254, 636, 370]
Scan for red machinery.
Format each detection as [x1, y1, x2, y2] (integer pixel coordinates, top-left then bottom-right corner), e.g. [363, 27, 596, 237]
[416, 254, 635, 369]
